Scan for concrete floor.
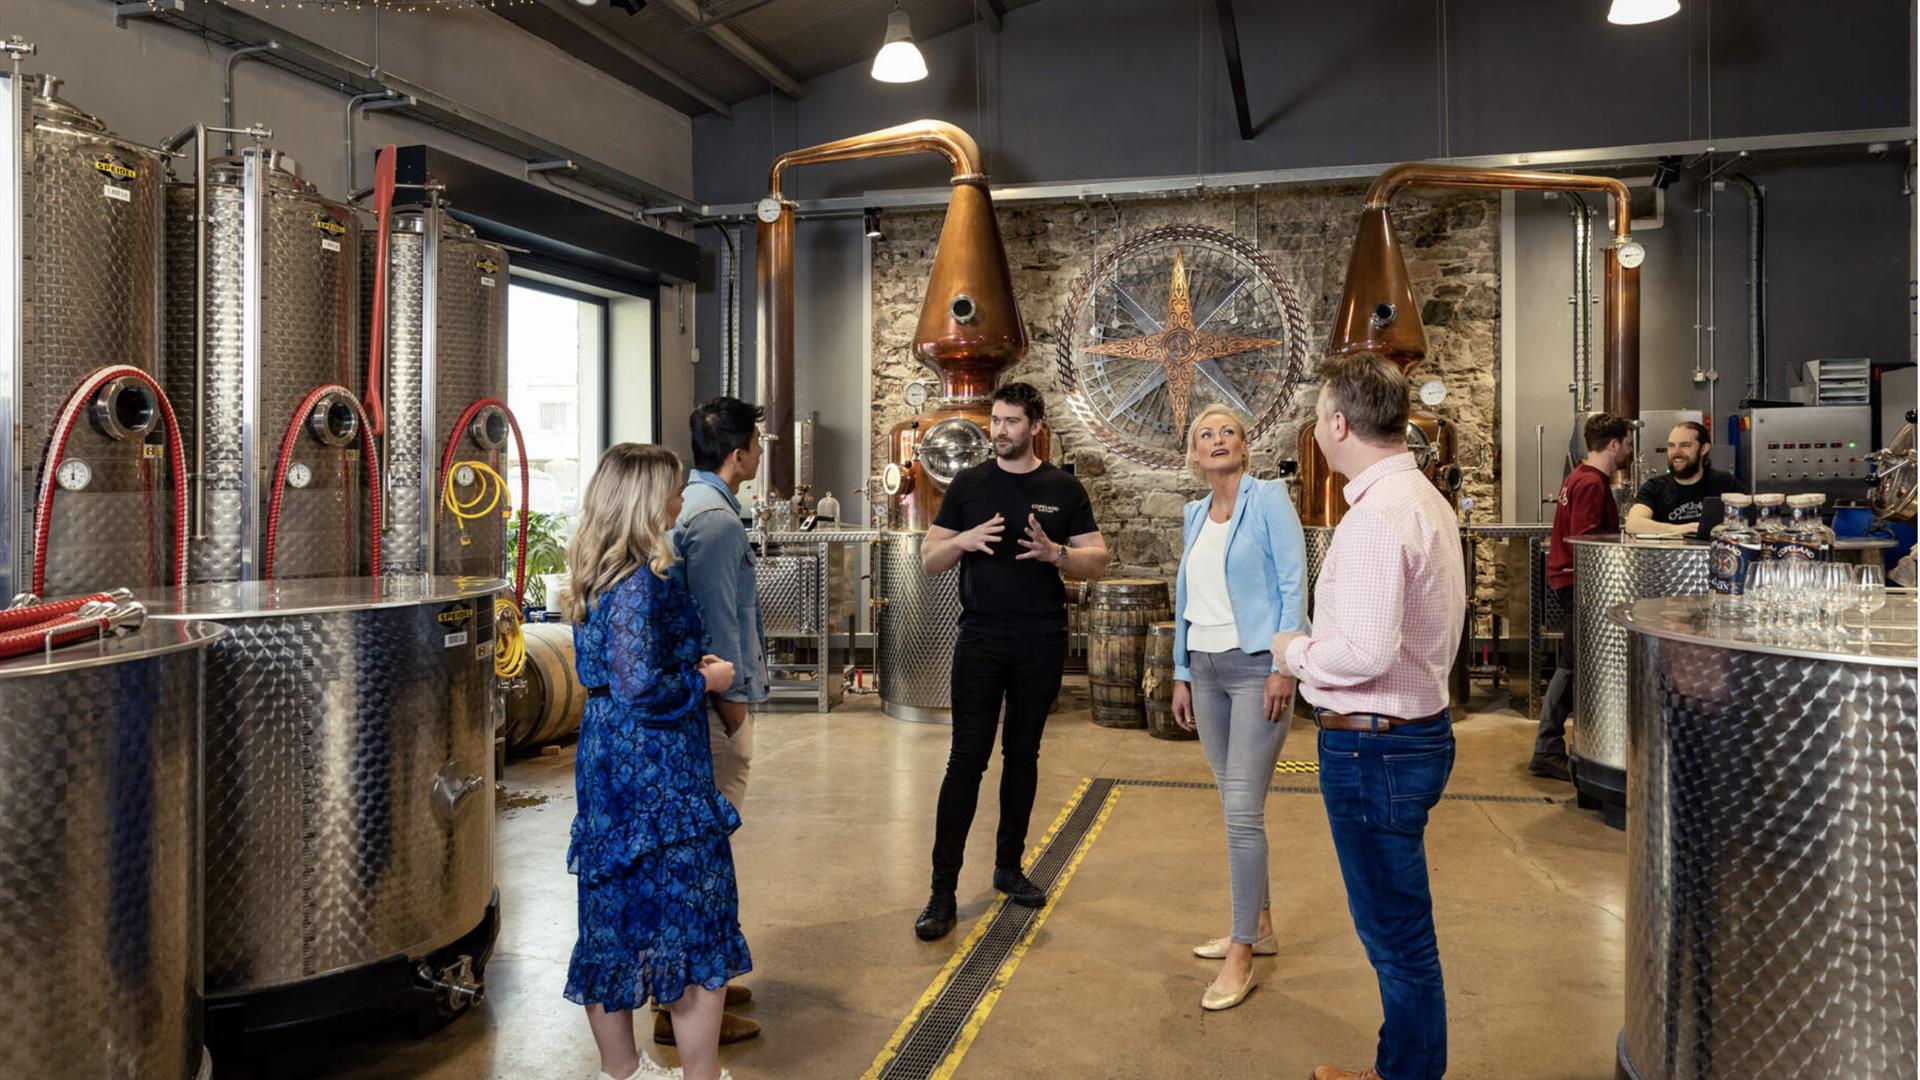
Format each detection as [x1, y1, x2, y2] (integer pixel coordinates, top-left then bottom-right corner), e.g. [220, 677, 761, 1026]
[287, 680, 1628, 1080]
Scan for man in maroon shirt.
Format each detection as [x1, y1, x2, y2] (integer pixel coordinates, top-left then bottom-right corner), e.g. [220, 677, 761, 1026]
[1532, 413, 1632, 780]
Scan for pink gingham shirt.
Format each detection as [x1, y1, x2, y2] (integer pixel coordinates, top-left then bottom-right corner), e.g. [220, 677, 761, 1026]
[1282, 452, 1466, 718]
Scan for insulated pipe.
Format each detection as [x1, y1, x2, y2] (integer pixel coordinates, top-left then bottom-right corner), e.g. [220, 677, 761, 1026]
[756, 120, 989, 497]
[221, 42, 278, 155]
[1726, 174, 1767, 399]
[1566, 193, 1593, 411]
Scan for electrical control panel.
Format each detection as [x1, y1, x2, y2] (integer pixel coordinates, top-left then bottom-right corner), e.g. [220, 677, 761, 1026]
[1733, 405, 1873, 502]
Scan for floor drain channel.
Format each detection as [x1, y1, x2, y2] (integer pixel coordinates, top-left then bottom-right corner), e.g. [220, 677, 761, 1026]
[1110, 777, 1569, 805]
[877, 778, 1117, 1080]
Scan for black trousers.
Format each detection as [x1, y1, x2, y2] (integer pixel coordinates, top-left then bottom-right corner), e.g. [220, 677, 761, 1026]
[930, 628, 1068, 894]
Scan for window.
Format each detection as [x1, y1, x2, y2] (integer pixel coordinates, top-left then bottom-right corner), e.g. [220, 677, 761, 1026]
[508, 281, 606, 515]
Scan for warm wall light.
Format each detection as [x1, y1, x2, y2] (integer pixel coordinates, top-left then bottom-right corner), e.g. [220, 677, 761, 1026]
[1608, 0, 1680, 25]
[871, 5, 928, 83]
[864, 208, 884, 239]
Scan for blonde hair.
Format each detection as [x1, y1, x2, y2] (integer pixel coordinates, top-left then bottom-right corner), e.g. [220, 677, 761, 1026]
[559, 443, 684, 623]
[1185, 404, 1252, 481]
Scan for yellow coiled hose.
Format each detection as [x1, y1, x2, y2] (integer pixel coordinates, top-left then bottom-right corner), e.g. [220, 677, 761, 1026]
[494, 595, 527, 679]
[445, 461, 528, 679]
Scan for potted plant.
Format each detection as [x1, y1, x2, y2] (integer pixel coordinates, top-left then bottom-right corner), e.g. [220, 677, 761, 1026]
[508, 510, 570, 613]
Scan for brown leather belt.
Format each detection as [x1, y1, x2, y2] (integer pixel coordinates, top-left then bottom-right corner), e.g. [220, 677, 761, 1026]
[1313, 710, 1444, 733]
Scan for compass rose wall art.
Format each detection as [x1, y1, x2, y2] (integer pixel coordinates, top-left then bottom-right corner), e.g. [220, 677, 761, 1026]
[1057, 225, 1310, 470]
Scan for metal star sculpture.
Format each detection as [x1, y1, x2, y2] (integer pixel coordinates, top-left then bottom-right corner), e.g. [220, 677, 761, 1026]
[1083, 247, 1285, 436]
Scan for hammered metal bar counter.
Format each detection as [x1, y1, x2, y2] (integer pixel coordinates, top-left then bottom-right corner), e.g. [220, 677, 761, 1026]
[1569, 537, 1710, 827]
[755, 529, 873, 712]
[0, 620, 226, 1080]
[1613, 595, 1918, 1080]
[145, 575, 503, 1041]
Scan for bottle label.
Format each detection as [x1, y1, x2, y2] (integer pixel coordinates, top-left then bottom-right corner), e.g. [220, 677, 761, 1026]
[1777, 539, 1821, 561]
[1710, 540, 1750, 595]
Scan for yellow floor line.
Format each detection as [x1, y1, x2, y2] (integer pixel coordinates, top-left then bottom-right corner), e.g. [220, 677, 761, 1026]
[859, 778, 1093, 1080]
[927, 783, 1121, 1080]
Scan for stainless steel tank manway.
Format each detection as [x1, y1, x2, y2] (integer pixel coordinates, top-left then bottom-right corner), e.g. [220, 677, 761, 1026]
[1568, 537, 1709, 826]
[0, 619, 226, 1080]
[144, 575, 502, 1027]
[1613, 596, 1917, 1080]
[874, 530, 961, 724]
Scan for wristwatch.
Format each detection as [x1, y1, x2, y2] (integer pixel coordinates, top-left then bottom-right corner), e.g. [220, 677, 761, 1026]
[1052, 542, 1068, 566]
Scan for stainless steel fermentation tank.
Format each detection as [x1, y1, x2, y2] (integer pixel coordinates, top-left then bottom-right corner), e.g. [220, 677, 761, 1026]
[163, 144, 374, 584]
[1615, 597, 1917, 1079]
[365, 200, 512, 584]
[146, 576, 501, 1044]
[0, 619, 225, 1080]
[0, 60, 183, 601]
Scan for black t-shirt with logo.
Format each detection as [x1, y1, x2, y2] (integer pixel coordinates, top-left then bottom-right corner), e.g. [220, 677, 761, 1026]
[1634, 468, 1742, 531]
[933, 460, 1098, 636]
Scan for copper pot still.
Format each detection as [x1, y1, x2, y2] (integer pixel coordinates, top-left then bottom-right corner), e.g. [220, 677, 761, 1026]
[1301, 163, 1642, 526]
[755, 120, 1037, 526]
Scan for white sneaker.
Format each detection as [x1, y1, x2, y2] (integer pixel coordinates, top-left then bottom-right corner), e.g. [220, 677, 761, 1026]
[666, 1071, 732, 1080]
[599, 1056, 675, 1080]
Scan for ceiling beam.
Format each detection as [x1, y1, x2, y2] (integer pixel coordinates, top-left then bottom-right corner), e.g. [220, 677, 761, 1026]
[1213, 0, 1255, 141]
[974, 0, 1004, 32]
[532, 0, 732, 117]
[656, 0, 805, 98]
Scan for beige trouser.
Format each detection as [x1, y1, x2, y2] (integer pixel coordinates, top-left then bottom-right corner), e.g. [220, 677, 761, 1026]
[707, 704, 754, 816]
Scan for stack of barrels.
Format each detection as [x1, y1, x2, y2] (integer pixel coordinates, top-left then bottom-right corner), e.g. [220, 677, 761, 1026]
[1085, 579, 1194, 740]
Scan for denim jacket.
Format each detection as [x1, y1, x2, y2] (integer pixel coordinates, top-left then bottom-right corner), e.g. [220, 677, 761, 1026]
[672, 470, 768, 705]
[1172, 474, 1308, 683]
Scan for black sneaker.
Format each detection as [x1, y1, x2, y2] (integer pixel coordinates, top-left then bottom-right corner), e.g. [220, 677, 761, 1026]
[1529, 752, 1572, 782]
[914, 892, 957, 940]
[993, 867, 1047, 908]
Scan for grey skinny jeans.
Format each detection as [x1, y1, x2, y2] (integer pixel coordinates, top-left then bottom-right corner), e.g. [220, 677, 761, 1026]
[1189, 647, 1291, 944]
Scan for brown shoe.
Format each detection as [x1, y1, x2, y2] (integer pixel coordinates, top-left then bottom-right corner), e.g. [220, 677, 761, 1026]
[1309, 1068, 1381, 1080]
[653, 1008, 762, 1046]
[725, 983, 752, 1007]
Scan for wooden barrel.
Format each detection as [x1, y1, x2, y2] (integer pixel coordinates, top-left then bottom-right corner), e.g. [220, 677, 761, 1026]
[503, 622, 585, 753]
[1143, 621, 1193, 740]
[1086, 578, 1170, 729]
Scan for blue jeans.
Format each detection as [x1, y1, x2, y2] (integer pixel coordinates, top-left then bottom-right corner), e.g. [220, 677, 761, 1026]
[1316, 711, 1455, 1080]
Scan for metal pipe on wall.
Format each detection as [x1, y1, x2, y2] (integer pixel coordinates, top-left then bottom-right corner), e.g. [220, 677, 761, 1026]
[1726, 174, 1767, 399]
[1564, 192, 1594, 411]
[221, 41, 278, 154]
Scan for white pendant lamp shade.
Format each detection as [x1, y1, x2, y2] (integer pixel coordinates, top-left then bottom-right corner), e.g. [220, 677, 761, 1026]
[871, 9, 928, 83]
[1608, 0, 1680, 25]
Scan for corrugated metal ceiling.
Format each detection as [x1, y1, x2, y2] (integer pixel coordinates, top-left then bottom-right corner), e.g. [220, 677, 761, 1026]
[499, 0, 1046, 116]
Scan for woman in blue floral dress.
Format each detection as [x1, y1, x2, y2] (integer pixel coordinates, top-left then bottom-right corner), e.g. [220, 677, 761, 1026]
[561, 443, 751, 1080]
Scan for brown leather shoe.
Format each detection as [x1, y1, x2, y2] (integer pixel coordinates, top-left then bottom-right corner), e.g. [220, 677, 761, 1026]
[1309, 1067, 1381, 1080]
[653, 1008, 762, 1046]
[725, 983, 752, 1007]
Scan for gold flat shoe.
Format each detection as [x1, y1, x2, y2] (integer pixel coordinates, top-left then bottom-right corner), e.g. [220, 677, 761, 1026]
[1201, 969, 1257, 1011]
[1192, 933, 1278, 959]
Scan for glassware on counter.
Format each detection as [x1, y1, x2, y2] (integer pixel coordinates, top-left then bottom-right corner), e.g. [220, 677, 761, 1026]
[1853, 564, 1889, 644]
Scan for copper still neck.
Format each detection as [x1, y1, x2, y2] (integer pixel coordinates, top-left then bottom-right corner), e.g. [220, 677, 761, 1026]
[756, 121, 1022, 497]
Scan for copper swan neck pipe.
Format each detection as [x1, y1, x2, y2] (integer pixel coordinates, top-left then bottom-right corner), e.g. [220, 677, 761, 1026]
[767, 121, 984, 199]
[1363, 162, 1632, 239]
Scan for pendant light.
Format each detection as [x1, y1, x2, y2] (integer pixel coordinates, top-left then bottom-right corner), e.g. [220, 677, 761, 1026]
[1607, 0, 1680, 25]
[871, 3, 928, 83]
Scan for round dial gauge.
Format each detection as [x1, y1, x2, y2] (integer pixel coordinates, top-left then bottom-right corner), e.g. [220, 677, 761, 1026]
[755, 197, 784, 224]
[881, 462, 907, 495]
[455, 464, 477, 487]
[287, 463, 313, 489]
[1615, 239, 1646, 269]
[904, 381, 930, 410]
[56, 459, 91, 492]
[1419, 378, 1448, 407]
[917, 418, 990, 486]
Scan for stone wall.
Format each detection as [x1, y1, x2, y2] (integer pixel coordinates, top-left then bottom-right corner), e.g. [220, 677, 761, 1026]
[869, 184, 1506, 619]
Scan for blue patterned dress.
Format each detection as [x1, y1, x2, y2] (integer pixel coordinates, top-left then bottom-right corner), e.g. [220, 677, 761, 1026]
[564, 565, 753, 1011]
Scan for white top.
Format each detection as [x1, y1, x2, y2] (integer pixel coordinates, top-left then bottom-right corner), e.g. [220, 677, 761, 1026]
[1184, 515, 1239, 653]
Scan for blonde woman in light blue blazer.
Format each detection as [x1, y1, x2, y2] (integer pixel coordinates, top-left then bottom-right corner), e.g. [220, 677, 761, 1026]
[1169, 403, 1309, 1012]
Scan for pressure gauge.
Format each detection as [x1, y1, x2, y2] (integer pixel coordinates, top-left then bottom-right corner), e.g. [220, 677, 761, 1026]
[755, 197, 783, 224]
[904, 381, 930, 410]
[287, 463, 313, 489]
[1615, 239, 1646, 270]
[56, 459, 91, 492]
[1419, 378, 1448, 407]
[455, 464, 477, 487]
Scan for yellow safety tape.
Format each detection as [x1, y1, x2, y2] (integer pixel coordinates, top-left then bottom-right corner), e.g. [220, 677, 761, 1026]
[860, 777, 1096, 1080]
[1274, 759, 1319, 774]
[928, 782, 1121, 1080]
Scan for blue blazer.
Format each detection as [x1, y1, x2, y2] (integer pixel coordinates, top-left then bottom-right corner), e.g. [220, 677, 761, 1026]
[1172, 474, 1308, 682]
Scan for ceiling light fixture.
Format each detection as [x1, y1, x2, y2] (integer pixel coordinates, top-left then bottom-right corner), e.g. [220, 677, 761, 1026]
[864, 208, 884, 239]
[871, 3, 928, 83]
[1607, 0, 1680, 25]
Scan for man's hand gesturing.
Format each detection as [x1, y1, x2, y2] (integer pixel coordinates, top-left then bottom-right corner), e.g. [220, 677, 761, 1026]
[959, 512, 1005, 554]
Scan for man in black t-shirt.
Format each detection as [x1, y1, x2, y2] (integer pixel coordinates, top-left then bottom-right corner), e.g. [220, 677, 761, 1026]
[1625, 420, 1742, 538]
[912, 382, 1109, 941]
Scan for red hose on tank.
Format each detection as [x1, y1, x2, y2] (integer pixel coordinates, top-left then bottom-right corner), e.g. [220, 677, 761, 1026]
[262, 385, 383, 580]
[0, 610, 118, 662]
[438, 397, 529, 608]
[365, 145, 397, 438]
[0, 592, 117, 634]
[31, 365, 189, 596]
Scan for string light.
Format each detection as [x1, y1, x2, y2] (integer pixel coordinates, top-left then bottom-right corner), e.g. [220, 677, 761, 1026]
[127, 0, 539, 11]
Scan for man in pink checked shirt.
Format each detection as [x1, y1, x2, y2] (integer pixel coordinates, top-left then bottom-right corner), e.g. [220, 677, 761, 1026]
[1271, 352, 1466, 1080]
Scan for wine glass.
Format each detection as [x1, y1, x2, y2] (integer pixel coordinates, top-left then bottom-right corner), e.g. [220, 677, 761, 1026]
[1854, 564, 1888, 645]
[1744, 561, 1776, 633]
[1818, 563, 1853, 635]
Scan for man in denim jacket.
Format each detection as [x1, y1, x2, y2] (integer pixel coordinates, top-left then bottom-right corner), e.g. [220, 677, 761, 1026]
[667, 395, 768, 1046]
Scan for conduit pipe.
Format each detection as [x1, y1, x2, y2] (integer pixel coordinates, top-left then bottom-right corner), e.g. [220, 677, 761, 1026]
[1725, 174, 1767, 399]
[221, 41, 278, 154]
[1565, 192, 1595, 411]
